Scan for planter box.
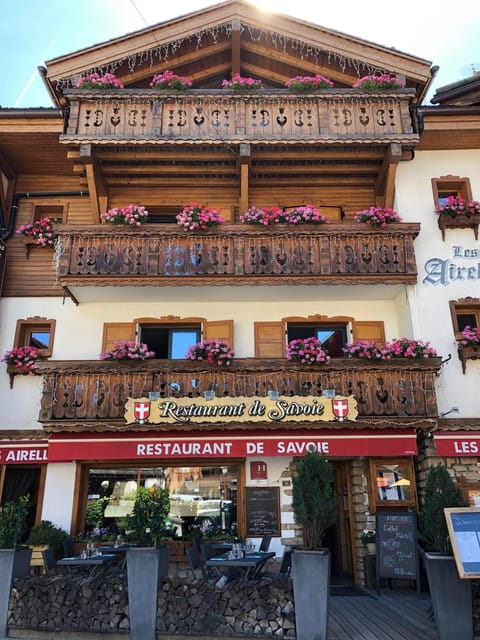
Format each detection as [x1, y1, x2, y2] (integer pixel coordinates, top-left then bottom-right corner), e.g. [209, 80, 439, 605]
[292, 549, 330, 640]
[437, 214, 480, 241]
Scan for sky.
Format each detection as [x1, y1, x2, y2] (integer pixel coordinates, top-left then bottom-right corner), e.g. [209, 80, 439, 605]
[1, 0, 479, 108]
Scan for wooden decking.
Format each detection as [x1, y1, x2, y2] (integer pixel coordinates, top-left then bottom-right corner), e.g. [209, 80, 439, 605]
[329, 589, 437, 640]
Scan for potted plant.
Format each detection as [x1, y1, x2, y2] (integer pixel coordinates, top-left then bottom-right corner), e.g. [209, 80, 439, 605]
[285, 74, 334, 91]
[0, 496, 31, 637]
[16, 216, 57, 247]
[221, 73, 262, 92]
[361, 530, 376, 554]
[176, 202, 225, 231]
[185, 339, 234, 366]
[76, 72, 124, 89]
[353, 206, 403, 228]
[149, 70, 192, 90]
[26, 520, 68, 572]
[435, 195, 480, 240]
[2, 346, 40, 374]
[352, 73, 405, 90]
[286, 337, 330, 365]
[126, 486, 170, 640]
[99, 340, 155, 360]
[419, 464, 472, 640]
[457, 325, 480, 374]
[100, 204, 149, 225]
[291, 451, 338, 640]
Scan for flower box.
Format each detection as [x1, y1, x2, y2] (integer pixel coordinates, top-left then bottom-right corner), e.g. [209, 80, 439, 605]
[437, 214, 480, 241]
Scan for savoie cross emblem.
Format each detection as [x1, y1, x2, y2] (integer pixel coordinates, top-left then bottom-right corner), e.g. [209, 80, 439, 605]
[134, 401, 151, 424]
[332, 399, 348, 421]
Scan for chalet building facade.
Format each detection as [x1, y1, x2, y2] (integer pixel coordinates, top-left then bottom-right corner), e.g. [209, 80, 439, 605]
[0, 0, 478, 586]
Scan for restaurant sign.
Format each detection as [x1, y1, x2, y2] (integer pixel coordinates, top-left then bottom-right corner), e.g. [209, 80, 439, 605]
[48, 429, 417, 461]
[124, 395, 357, 425]
[0, 441, 48, 464]
[434, 432, 480, 456]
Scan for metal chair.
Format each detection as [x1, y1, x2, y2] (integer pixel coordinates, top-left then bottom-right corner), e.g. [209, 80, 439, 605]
[259, 535, 272, 552]
[62, 539, 75, 558]
[42, 548, 60, 575]
[258, 547, 293, 580]
[186, 545, 207, 579]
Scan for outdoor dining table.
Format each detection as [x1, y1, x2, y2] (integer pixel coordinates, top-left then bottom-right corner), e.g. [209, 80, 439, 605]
[205, 550, 275, 581]
[57, 553, 118, 578]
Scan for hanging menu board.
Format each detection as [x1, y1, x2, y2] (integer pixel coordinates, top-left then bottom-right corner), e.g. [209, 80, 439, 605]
[245, 487, 280, 536]
[376, 511, 419, 594]
[445, 507, 480, 579]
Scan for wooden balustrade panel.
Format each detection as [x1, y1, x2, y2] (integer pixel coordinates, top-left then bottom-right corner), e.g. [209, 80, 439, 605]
[39, 365, 437, 422]
[65, 91, 416, 143]
[329, 234, 406, 274]
[57, 228, 418, 281]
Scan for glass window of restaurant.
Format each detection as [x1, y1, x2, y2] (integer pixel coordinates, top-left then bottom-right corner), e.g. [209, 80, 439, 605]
[77, 463, 239, 539]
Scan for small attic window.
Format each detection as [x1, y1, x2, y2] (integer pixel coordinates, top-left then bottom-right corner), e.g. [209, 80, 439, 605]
[431, 175, 472, 206]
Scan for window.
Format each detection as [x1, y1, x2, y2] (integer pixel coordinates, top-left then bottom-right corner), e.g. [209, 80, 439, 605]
[13, 317, 56, 357]
[145, 207, 178, 224]
[431, 175, 472, 207]
[368, 458, 417, 511]
[79, 463, 239, 537]
[33, 204, 65, 223]
[449, 298, 480, 339]
[287, 322, 348, 357]
[140, 324, 201, 359]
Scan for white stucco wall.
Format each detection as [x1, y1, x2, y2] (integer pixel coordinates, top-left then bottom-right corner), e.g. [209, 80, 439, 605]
[41, 462, 77, 532]
[396, 149, 480, 418]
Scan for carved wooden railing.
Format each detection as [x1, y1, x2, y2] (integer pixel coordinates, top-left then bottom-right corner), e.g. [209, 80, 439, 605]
[61, 89, 418, 144]
[55, 223, 420, 286]
[36, 357, 441, 426]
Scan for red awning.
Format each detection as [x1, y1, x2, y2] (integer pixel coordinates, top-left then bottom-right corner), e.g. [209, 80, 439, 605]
[434, 431, 480, 457]
[0, 440, 48, 464]
[48, 429, 417, 461]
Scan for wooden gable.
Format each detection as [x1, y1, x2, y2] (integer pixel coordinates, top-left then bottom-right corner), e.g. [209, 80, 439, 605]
[44, 0, 432, 105]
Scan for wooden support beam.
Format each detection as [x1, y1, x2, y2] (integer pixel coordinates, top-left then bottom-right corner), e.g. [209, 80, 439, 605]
[79, 144, 108, 222]
[231, 18, 241, 77]
[240, 144, 250, 215]
[374, 143, 402, 208]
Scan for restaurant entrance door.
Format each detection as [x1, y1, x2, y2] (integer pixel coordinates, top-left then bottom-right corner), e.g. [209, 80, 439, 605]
[323, 461, 354, 581]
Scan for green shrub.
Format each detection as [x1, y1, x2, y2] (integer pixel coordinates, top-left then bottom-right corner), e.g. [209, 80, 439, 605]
[292, 451, 338, 548]
[26, 520, 68, 547]
[419, 464, 467, 554]
[0, 496, 30, 548]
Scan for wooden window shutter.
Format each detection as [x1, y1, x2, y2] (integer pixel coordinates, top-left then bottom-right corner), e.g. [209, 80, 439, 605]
[203, 320, 234, 346]
[101, 323, 135, 351]
[351, 321, 385, 344]
[254, 322, 284, 357]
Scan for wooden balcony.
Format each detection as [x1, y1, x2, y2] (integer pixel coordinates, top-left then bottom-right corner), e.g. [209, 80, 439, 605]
[62, 89, 418, 145]
[55, 223, 420, 287]
[36, 357, 441, 427]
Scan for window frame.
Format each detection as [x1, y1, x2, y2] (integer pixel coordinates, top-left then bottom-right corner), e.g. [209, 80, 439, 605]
[431, 175, 472, 207]
[367, 458, 417, 512]
[449, 297, 480, 340]
[136, 316, 204, 360]
[13, 317, 56, 357]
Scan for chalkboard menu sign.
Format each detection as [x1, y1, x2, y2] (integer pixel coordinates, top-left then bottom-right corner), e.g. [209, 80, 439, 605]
[245, 487, 280, 536]
[445, 507, 480, 579]
[376, 511, 419, 594]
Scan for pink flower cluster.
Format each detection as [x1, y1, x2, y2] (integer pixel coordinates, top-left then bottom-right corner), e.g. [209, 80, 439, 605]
[459, 325, 480, 347]
[285, 74, 334, 90]
[435, 195, 480, 219]
[16, 217, 56, 247]
[76, 72, 124, 89]
[185, 339, 235, 366]
[2, 346, 40, 374]
[100, 204, 149, 225]
[150, 70, 192, 90]
[176, 202, 225, 231]
[343, 338, 438, 360]
[240, 205, 328, 225]
[354, 207, 402, 228]
[222, 73, 263, 91]
[286, 337, 330, 365]
[99, 341, 155, 361]
[352, 74, 405, 90]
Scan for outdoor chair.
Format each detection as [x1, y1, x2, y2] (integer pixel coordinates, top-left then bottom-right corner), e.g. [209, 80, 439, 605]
[259, 535, 272, 552]
[62, 539, 74, 557]
[42, 548, 61, 576]
[259, 547, 293, 580]
[186, 545, 207, 580]
[200, 542, 215, 560]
